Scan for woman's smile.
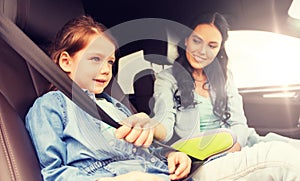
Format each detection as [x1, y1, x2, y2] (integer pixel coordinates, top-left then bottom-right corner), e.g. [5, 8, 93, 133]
[193, 54, 207, 62]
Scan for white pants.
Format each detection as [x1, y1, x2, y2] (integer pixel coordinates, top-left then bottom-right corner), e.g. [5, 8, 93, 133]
[192, 141, 300, 181]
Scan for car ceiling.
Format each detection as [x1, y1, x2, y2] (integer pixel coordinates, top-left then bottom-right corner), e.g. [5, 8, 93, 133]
[82, 0, 299, 60]
[82, 0, 296, 37]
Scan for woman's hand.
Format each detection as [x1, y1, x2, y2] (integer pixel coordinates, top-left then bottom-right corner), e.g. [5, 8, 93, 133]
[96, 171, 164, 181]
[167, 151, 191, 180]
[226, 142, 241, 153]
[115, 113, 158, 147]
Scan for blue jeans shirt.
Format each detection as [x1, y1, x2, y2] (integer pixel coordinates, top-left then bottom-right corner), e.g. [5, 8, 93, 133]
[25, 90, 170, 181]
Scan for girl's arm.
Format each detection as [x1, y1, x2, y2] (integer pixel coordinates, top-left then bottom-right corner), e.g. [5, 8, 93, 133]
[25, 93, 92, 181]
[96, 171, 164, 181]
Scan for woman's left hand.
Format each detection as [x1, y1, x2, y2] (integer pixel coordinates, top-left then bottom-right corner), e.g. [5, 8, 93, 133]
[226, 142, 241, 153]
[115, 112, 158, 147]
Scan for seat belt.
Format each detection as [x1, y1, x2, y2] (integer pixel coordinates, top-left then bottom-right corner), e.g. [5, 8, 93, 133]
[0, 13, 203, 180]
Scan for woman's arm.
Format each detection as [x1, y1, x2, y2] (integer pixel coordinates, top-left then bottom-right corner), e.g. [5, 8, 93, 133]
[226, 71, 251, 147]
[115, 112, 167, 146]
[152, 69, 178, 142]
[107, 94, 167, 144]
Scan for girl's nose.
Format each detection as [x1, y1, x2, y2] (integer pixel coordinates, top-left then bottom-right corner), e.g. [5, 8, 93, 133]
[99, 61, 111, 74]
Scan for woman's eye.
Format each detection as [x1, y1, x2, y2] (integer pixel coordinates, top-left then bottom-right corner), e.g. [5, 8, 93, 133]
[209, 44, 219, 49]
[192, 38, 202, 44]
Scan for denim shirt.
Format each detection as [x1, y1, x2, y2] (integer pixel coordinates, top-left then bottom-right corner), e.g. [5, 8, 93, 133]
[25, 90, 170, 181]
[153, 68, 260, 147]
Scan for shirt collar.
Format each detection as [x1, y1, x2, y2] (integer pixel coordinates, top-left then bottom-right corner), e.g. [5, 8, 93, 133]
[82, 89, 97, 102]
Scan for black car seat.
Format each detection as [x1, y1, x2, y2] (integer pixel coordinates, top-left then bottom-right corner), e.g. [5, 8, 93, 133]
[131, 38, 171, 117]
[133, 68, 156, 116]
[0, 0, 84, 180]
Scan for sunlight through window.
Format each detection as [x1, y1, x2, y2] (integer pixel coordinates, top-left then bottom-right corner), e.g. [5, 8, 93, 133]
[226, 30, 300, 89]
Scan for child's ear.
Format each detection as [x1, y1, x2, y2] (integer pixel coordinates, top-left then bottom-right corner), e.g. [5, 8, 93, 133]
[58, 51, 72, 73]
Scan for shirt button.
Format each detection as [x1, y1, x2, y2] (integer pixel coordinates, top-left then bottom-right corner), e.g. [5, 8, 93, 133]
[109, 141, 114, 146]
[132, 148, 137, 153]
[150, 157, 156, 163]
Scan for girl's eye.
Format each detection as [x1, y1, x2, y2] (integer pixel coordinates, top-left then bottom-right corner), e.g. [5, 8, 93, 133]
[90, 57, 101, 62]
[108, 59, 115, 65]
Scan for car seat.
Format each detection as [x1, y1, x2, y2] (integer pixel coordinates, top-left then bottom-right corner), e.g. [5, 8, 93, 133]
[133, 68, 156, 116]
[131, 38, 171, 116]
[0, 0, 84, 180]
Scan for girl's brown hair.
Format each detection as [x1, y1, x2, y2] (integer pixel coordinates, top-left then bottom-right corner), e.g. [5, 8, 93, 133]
[48, 15, 117, 91]
[49, 15, 117, 65]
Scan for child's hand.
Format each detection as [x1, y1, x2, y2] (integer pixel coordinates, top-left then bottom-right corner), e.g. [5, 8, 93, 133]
[115, 113, 157, 147]
[167, 151, 191, 180]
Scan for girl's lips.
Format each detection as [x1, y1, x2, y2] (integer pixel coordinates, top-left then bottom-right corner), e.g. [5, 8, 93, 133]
[93, 79, 107, 84]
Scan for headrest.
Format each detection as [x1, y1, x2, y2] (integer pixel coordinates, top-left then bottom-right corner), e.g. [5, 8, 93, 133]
[1, 0, 84, 49]
[0, 0, 18, 22]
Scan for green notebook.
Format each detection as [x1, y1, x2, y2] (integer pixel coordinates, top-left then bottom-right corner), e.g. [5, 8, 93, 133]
[171, 128, 236, 160]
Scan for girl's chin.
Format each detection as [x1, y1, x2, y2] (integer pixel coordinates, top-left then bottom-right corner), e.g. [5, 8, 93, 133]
[93, 87, 105, 94]
[93, 90, 104, 94]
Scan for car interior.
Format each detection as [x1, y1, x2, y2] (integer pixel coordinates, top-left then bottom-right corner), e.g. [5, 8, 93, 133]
[1, 0, 300, 180]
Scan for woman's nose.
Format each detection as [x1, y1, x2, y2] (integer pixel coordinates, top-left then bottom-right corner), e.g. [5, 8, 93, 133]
[198, 43, 211, 56]
[198, 44, 207, 55]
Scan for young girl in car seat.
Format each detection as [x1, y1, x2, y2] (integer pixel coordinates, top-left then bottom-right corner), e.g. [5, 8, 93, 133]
[153, 12, 300, 180]
[25, 15, 191, 181]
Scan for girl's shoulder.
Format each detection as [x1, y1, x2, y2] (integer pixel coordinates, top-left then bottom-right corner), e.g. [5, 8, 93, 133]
[32, 90, 67, 108]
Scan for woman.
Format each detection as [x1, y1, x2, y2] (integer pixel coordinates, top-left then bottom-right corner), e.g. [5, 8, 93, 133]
[153, 12, 300, 180]
[153, 12, 256, 147]
[25, 15, 191, 181]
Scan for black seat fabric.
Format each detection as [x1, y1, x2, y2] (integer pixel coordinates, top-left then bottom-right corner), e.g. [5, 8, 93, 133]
[0, 92, 42, 181]
[0, 0, 84, 180]
[133, 69, 156, 116]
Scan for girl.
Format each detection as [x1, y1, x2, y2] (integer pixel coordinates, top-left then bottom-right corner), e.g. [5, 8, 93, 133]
[25, 15, 191, 181]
